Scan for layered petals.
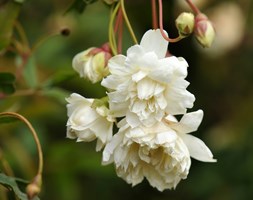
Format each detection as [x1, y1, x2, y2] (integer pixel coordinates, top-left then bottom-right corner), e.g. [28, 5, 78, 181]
[102, 110, 216, 190]
[66, 93, 114, 151]
[102, 119, 191, 191]
[102, 29, 195, 127]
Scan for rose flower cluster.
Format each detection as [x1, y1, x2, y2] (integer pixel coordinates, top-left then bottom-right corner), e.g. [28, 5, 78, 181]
[66, 29, 216, 191]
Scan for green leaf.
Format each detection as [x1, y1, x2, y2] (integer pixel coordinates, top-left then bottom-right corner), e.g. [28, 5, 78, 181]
[42, 87, 70, 104]
[0, 173, 40, 200]
[23, 56, 38, 88]
[0, 1, 21, 51]
[65, 0, 98, 14]
[0, 72, 15, 83]
[0, 84, 15, 94]
[0, 72, 16, 94]
[13, 0, 26, 3]
[0, 116, 19, 124]
[42, 71, 76, 88]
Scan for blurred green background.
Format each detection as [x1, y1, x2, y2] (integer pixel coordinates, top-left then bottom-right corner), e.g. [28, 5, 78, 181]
[1, 0, 253, 199]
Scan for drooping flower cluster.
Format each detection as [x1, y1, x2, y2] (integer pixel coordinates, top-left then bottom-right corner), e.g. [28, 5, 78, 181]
[66, 29, 216, 191]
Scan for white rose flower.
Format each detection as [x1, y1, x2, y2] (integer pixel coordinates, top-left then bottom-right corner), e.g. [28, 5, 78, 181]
[102, 29, 195, 127]
[102, 110, 216, 191]
[66, 93, 114, 151]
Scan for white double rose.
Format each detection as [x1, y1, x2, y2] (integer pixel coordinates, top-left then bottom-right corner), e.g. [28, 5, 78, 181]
[102, 29, 195, 127]
[102, 110, 216, 191]
[66, 93, 114, 151]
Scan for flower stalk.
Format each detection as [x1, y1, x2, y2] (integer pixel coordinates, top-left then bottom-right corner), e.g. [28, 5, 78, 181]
[120, 0, 138, 44]
[109, 2, 120, 55]
[0, 112, 43, 199]
[151, 0, 158, 29]
[185, 0, 201, 14]
[114, 7, 123, 54]
[158, 0, 183, 42]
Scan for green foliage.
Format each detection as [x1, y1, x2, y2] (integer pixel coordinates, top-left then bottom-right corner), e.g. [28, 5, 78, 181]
[0, 116, 19, 124]
[42, 87, 70, 104]
[42, 71, 76, 88]
[0, 1, 21, 51]
[0, 72, 16, 94]
[0, 173, 40, 200]
[13, 0, 26, 3]
[66, 0, 98, 13]
[22, 56, 38, 89]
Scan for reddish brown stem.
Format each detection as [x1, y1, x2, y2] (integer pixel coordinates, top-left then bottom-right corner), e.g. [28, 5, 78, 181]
[158, 0, 182, 42]
[151, 0, 158, 29]
[185, 0, 201, 14]
[114, 7, 122, 33]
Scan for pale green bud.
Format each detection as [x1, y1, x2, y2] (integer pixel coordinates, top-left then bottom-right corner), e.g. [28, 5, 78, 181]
[194, 14, 215, 48]
[72, 45, 111, 83]
[92, 97, 114, 122]
[175, 12, 195, 37]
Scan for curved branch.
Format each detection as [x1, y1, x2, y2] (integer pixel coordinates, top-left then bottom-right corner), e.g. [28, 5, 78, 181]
[0, 112, 43, 177]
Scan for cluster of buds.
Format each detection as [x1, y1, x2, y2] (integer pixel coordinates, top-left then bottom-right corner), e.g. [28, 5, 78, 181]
[175, 11, 215, 48]
[72, 43, 112, 83]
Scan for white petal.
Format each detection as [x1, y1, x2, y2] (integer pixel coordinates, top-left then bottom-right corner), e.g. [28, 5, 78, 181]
[76, 129, 96, 142]
[90, 117, 112, 144]
[130, 100, 146, 113]
[126, 111, 141, 128]
[180, 133, 217, 162]
[66, 126, 76, 139]
[108, 91, 128, 102]
[109, 101, 128, 117]
[173, 110, 203, 134]
[126, 44, 145, 58]
[140, 29, 168, 59]
[156, 130, 177, 145]
[108, 55, 127, 75]
[66, 93, 93, 105]
[101, 75, 124, 90]
[155, 95, 167, 109]
[102, 132, 124, 164]
[128, 127, 145, 138]
[96, 139, 104, 152]
[132, 71, 147, 82]
[137, 79, 156, 100]
[165, 114, 178, 123]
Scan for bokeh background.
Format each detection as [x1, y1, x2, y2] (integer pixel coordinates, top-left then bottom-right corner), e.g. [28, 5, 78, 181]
[1, 0, 253, 199]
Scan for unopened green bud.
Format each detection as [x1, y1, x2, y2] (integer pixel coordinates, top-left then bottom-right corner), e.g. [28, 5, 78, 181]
[194, 13, 215, 48]
[176, 12, 195, 37]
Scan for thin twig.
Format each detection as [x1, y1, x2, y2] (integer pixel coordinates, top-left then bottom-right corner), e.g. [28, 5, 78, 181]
[109, 2, 120, 55]
[0, 112, 43, 176]
[158, 0, 182, 42]
[151, 0, 158, 29]
[120, 0, 138, 44]
[185, 0, 201, 14]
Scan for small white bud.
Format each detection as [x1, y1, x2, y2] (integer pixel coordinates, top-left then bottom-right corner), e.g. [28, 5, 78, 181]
[72, 44, 111, 83]
[175, 12, 195, 37]
[194, 14, 215, 48]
